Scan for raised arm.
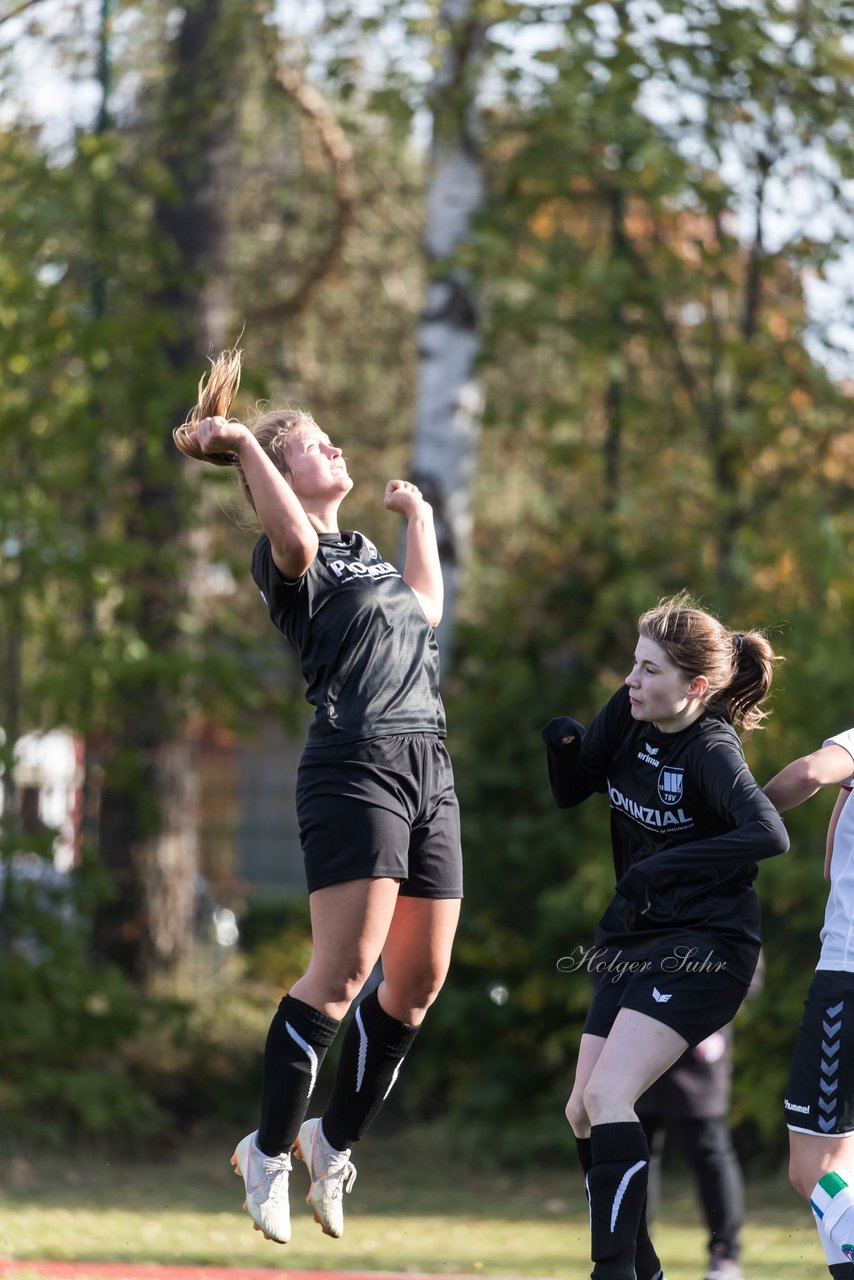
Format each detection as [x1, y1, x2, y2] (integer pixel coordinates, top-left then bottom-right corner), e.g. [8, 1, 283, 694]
[542, 716, 588, 808]
[763, 738, 854, 883]
[385, 480, 443, 628]
[763, 742, 854, 813]
[541, 692, 619, 809]
[193, 416, 318, 580]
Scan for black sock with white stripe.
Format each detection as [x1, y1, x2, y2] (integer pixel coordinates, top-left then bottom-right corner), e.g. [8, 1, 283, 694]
[321, 987, 420, 1150]
[588, 1121, 651, 1280]
[257, 993, 340, 1156]
[585, 1128, 660, 1280]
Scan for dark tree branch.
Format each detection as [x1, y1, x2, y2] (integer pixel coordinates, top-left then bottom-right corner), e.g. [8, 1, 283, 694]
[255, 18, 357, 323]
[742, 150, 771, 343]
[0, 0, 44, 29]
[622, 225, 707, 419]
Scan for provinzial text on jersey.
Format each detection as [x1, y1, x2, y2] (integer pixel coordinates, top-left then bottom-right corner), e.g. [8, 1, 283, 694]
[329, 559, 400, 582]
[607, 781, 691, 829]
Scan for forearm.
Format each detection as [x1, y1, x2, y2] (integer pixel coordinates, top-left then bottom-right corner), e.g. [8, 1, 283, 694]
[402, 505, 443, 627]
[237, 436, 317, 577]
[764, 745, 854, 813]
[545, 741, 590, 808]
[638, 812, 790, 880]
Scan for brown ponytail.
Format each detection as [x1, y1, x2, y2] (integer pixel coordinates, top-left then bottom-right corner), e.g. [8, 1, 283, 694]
[173, 347, 318, 511]
[718, 630, 780, 734]
[638, 592, 782, 735]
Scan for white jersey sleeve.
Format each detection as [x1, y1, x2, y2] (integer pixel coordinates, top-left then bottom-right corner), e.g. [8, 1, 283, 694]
[822, 729, 854, 788]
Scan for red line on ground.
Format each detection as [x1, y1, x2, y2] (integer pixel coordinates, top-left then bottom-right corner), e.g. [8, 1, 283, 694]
[0, 1266, 478, 1280]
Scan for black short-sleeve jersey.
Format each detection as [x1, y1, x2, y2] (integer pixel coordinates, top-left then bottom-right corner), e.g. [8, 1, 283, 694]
[545, 686, 789, 981]
[251, 530, 445, 747]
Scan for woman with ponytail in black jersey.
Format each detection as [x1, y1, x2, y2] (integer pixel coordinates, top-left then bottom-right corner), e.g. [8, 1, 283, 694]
[174, 349, 462, 1249]
[542, 595, 789, 1280]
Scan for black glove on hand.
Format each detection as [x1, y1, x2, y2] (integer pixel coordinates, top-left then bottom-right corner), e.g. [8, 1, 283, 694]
[540, 716, 586, 751]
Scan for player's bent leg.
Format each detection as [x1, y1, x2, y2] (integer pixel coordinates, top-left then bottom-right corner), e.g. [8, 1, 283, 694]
[291, 876, 402, 1018]
[245, 878, 398, 1239]
[583, 1012, 686, 1280]
[566, 1033, 608, 1138]
[379, 893, 461, 1023]
[790, 1130, 854, 1276]
[790, 1130, 854, 1201]
[583, 1009, 688, 1126]
[313, 890, 460, 1218]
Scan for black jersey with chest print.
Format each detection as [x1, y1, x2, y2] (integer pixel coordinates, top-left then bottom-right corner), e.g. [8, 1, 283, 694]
[545, 686, 789, 980]
[252, 531, 445, 747]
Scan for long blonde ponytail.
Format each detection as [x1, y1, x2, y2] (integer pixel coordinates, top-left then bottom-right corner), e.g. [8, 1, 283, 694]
[172, 347, 243, 467]
[172, 347, 318, 512]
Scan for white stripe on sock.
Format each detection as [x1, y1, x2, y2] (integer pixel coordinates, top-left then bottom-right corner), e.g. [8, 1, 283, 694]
[355, 1005, 368, 1093]
[285, 1020, 319, 1098]
[610, 1160, 647, 1233]
[382, 1057, 404, 1101]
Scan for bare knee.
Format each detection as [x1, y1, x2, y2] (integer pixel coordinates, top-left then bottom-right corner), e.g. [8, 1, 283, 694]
[291, 965, 376, 1019]
[788, 1154, 814, 1203]
[789, 1165, 808, 1201]
[565, 1091, 589, 1136]
[582, 1079, 604, 1125]
[582, 1076, 631, 1126]
[381, 969, 446, 1024]
[328, 971, 376, 1009]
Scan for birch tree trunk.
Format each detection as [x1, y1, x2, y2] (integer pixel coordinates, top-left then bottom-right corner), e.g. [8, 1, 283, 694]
[409, 0, 487, 667]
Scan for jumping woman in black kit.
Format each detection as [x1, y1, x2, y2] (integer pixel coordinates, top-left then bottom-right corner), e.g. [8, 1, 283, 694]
[173, 350, 462, 1246]
[542, 595, 789, 1280]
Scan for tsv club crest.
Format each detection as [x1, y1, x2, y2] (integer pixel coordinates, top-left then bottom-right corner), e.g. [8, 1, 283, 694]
[658, 767, 684, 806]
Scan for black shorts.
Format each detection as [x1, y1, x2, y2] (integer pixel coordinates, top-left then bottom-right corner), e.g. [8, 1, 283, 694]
[581, 938, 752, 1048]
[296, 734, 463, 898]
[786, 970, 854, 1136]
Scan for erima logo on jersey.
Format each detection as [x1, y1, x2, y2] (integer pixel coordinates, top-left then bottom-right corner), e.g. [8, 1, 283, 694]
[328, 559, 400, 583]
[608, 782, 691, 829]
[652, 987, 672, 1003]
[637, 742, 661, 769]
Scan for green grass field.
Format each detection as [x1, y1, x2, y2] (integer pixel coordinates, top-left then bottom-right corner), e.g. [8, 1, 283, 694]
[0, 1128, 831, 1279]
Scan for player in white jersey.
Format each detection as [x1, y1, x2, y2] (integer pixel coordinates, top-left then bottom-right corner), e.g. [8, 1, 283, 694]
[765, 729, 854, 1279]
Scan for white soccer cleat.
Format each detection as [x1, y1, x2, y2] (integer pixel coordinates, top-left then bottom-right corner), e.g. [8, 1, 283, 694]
[704, 1245, 743, 1280]
[294, 1116, 357, 1238]
[230, 1130, 292, 1244]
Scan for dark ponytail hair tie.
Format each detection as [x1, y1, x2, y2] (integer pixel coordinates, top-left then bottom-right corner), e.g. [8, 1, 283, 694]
[732, 633, 744, 653]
